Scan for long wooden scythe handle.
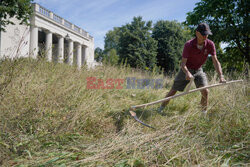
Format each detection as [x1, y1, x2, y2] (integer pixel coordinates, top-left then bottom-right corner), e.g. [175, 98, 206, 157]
[129, 79, 243, 128]
[132, 80, 243, 109]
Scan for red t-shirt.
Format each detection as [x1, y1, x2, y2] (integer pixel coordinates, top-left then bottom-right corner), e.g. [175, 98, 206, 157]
[182, 38, 216, 70]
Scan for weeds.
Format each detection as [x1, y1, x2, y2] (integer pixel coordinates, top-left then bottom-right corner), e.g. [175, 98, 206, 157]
[0, 58, 249, 166]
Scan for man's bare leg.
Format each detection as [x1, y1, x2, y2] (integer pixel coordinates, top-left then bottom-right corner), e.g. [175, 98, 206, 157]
[200, 89, 209, 112]
[161, 89, 177, 108]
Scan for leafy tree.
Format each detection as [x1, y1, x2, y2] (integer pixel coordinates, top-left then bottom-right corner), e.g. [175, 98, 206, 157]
[95, 47, 119, 66]
[104, 27, 121, 54]
[220, 47, 246, 72]
[118, 16, 158, 70]
[104, 49, 119, 65]
[94, 47, 105, 62]
[185, 0, 250, 67]
[152, 20, 192, 73]
[0, 0, 33, 31]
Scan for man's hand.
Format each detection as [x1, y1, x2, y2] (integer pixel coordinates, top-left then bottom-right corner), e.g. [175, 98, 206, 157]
[219, 75, 226, 83]
[181, 58, 194, 81]
[185, 72, 194, 80]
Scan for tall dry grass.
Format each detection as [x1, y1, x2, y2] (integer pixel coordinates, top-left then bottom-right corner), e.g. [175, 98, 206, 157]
[0, 58, 249, 167]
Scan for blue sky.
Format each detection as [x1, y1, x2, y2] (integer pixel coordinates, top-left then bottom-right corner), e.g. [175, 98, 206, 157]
[33, 0, 200, 49]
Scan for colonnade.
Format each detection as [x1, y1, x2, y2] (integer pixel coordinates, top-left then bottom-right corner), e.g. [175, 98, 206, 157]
[29, 25, 88, 68]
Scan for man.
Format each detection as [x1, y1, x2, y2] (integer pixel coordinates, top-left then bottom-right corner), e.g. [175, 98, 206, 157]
[159, 23, 226, 113]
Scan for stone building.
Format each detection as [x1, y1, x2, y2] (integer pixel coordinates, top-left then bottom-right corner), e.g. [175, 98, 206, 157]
[0, 3, 96, 68]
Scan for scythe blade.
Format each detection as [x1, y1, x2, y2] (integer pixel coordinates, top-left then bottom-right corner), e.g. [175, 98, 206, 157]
[129, 110, 155, 129]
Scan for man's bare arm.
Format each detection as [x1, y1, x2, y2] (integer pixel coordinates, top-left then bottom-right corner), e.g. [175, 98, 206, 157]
[181, 58, 193, 80]
[211, 55, 226, 83]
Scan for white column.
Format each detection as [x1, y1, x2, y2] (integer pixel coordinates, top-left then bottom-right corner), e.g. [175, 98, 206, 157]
[57, 35, 64, 63]
[82, 45, 87, 65]
[29, 25, 38, 59]
[76, 43, 82, 68]
[68, 40, 73, 65]
[45, 30, 52, 62]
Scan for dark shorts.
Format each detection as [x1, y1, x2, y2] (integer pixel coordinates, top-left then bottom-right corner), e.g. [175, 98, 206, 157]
[172, 68, 208, 91]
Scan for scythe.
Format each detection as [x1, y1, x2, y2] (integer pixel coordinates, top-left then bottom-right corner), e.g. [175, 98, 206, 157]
[129, 79, 243, 129]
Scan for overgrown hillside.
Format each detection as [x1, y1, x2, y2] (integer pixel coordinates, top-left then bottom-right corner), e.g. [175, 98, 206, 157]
[0, 58, 249, 166]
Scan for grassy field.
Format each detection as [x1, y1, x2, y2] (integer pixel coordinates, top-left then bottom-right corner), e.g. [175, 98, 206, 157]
[0, 58, 249, 167]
